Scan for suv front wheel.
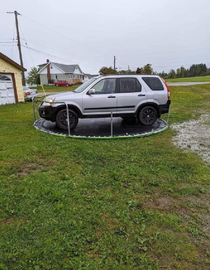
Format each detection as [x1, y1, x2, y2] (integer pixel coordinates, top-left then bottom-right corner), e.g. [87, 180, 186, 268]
[138, 106, 157, 126]
[56, 109, 78, 130]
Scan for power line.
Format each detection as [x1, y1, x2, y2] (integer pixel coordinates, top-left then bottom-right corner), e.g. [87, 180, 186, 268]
[19, 25, 35, 67]
[0, 41, 16, 43]
[16, 15, 106, 72]
[0, 38, 14, 41]
[21, 44, 100, 73]
[11, 21, 16, 58]
[19, 37, 101, 67]
[0, 45, 14, 47]
[22, 15, 109, 58]
[21, 44, 78, 64]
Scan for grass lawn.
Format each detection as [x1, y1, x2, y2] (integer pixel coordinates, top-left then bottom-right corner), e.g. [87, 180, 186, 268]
[32, 85, 79, 93]
[166, 75, 210, 83]
[0, 84, 210, 269]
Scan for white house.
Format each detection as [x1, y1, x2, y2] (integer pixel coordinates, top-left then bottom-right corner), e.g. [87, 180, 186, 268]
[38, 59, 84, 85]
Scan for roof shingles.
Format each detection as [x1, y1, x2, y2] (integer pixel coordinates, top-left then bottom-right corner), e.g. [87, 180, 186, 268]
[52, 62, 78, 73]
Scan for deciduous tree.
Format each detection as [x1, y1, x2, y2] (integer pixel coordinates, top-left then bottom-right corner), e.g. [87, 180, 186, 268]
[26, 67, 40, 86]
[99, 66, 117, 75]
[142, 64, 153, 74]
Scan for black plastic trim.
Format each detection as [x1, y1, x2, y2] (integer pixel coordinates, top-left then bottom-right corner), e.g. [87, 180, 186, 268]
[84, 105, 135, 111]
[159, 100, 171, 114]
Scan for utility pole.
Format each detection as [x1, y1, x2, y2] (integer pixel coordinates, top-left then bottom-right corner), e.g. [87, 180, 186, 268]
[114, 56, 116, 70]
[7, 10, 26, 86]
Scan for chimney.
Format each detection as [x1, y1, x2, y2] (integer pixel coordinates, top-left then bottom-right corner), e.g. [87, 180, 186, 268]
[46, 59, 51, 83]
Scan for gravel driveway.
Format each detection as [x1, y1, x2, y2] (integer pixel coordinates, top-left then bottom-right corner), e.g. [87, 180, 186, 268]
[171, 114, 210, 165]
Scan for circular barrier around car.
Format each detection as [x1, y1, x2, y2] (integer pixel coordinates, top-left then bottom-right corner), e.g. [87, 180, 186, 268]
[33, 117, 168, 139]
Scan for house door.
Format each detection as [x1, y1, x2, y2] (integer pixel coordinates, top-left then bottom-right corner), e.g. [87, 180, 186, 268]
[0, 74, 15, 105]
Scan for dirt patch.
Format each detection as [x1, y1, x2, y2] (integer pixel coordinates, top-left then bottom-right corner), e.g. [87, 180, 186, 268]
[171, 114, 210, 165]
[143, 196, 178, 210]
[185, 195, 210, 208]
[2, 217, 15, 224]
[143, 195, 210, 236]
[18, 162, 49, 177]
[201, 214, 210, 235]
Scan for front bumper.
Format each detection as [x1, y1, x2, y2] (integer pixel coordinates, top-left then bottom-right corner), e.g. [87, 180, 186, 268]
[160, 100, 171, 114]
[39, 105, 58, 121]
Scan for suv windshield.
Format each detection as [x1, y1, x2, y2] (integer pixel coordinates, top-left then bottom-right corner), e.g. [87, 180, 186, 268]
[74, 77, 97, 93]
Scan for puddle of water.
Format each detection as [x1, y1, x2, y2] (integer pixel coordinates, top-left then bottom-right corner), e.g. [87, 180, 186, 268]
[171, 114, 210, 164]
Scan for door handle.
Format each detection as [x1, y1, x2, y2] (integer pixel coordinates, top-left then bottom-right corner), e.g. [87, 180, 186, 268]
[138, 94, 145, 96]
[108, 95, 116, 98]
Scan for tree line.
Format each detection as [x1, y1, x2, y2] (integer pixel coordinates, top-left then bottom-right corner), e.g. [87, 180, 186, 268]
[26, 63, 210, 85]
[99, 63, 210, 79]
[99, 64, 153, 76]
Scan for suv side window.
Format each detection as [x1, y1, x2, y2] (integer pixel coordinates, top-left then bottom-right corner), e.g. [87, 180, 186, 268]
[92, 79, 116, 94]
[119, 78, 141, 93]
[142, 77, 164, 91]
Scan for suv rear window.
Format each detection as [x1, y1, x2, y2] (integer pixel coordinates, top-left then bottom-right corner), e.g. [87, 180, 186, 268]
[142, 77, 164, 91]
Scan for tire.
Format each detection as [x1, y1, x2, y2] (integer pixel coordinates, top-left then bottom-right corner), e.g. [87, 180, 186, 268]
[55, 84, 59, 87]
[138, 106, 157, 126]
[66, 84, 69, 87]
[56, 109, 78, 130]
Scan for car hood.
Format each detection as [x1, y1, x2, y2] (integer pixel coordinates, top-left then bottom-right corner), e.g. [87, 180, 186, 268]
[44, 91, 80, 101]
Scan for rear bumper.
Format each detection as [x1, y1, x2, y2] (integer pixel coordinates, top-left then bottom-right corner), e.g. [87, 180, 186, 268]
[25, 94, 40, 101]
[160, 100, 171, 114]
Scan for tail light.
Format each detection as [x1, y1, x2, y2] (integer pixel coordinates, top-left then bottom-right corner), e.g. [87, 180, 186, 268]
[25, 92, 30, 96]
[36, 90, 38, 94]
[161, 78, 170, 99]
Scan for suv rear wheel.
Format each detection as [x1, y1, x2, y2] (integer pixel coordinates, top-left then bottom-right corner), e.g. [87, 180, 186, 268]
[138, 106, 157, 126]
[56, 109, 78, 130]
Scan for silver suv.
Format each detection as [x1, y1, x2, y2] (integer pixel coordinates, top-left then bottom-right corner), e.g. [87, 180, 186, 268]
[39, 75, 171, 130]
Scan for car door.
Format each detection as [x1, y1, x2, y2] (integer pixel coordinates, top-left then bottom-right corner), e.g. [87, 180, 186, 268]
[82, 78, 117, 115]
[116, 77, 146, 113]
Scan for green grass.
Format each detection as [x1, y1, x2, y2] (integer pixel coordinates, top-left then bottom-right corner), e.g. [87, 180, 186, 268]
[31, 84, 79, 93]
[166, 75, 210, 83]
[0, 85, 210, 269]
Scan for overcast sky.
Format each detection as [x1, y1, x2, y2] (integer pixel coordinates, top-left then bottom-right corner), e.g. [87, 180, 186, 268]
[0, 0, 210, 74]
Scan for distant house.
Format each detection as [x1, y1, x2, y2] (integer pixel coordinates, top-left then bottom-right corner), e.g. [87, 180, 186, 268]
[38, 59, 84, 85]
[83, 73, 98, 80]
[0, 52, 26, 105]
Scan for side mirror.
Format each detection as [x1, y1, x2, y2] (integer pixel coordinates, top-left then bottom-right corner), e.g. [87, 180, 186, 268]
[88, 89, 95, 95]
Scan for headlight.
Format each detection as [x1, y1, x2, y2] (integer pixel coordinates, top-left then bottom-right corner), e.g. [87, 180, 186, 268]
[42, 98, 55, 106]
